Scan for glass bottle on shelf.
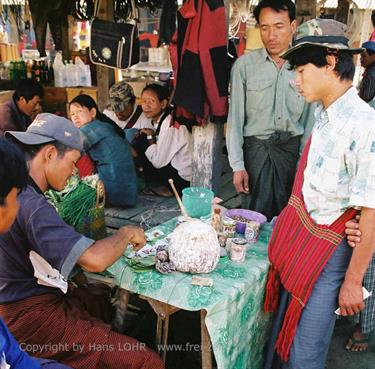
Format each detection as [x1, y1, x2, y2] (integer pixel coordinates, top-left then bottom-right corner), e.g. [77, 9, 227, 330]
[9, 61, 15, 80]
[34, 61, 41, 82]
[19, 60, 26, 80]
[26, 60, 33, 79]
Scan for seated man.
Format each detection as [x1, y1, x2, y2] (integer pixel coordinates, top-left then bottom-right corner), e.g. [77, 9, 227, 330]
[0, 138, 71, 369]
[103, 80, 153, 143]
[0, 113, 164, 369]
[0, 79, 43, 135]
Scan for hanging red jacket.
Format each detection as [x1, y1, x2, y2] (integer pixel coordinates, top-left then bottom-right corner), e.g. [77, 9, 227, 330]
[170, 0, 228, 127]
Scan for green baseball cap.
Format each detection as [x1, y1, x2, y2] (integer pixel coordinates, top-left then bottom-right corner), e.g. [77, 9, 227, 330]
[107, 81, 136, 113]
[281, 19, 364, 59]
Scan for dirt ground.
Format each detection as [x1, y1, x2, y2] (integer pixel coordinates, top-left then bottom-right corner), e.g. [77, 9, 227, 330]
[125, 295, 375, 369]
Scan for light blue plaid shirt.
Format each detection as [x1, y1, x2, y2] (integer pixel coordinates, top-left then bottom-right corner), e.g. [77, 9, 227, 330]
[302, 87, 375, 225]
[226, 48, 316, 172]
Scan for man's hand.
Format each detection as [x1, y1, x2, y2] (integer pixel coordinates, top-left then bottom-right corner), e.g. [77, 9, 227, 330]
[118, 225, 147, 252]
[233, 170, 249, 194]
[79, 226, 147, 273]
[139, 128, 155, 137]
[340, 207, 375, 316]
[345, 215, 361, 247]
[338, 279, 365, 316]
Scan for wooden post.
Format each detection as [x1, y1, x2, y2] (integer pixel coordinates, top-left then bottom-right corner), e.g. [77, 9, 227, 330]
[191, 0, 229, 194]
[200, 310, 213, 369]
[191, 123, 223, 194]
[336, 0, 350, 23]
[66, 15, 75, 61]
[295, 0, 317, 24]
[95, 0, 115, 111]
[61, 13, 70, 61]
[353, 8, 373, 85]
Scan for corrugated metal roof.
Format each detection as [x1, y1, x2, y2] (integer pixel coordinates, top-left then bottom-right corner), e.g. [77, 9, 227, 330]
[352, 0, 375, 9]
[248, 0, 374, 10]
[248, 0, 295, 5]
[0, 0, 25, 4]
[321, 0, 338, 8]
[321, 0, 375, 9]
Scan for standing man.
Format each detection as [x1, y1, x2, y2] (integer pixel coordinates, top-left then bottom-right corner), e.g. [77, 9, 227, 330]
[358, 41, 375, 105]
[263, 19, 375, 369]
[226, 0, 315, 221]
[343, 42, 375, 353]
[0, 79, 43, 135]
[0, 113, 164, 369]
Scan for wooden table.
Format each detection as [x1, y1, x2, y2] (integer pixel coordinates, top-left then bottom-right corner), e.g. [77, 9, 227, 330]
[106, 218, 273, 369]
[116, 289, 213, 368]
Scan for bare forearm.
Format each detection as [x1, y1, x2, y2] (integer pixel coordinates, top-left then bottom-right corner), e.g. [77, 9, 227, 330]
[345, 207, 375, 285]
[78, 231, 131, 272]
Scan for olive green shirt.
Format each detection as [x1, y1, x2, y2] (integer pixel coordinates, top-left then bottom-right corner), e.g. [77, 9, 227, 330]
[226, 48, 316, 172]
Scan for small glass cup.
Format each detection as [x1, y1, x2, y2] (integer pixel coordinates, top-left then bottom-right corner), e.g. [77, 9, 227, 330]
[245, 221, 260, 243]
[222, 217, 236, 238]
[229, 238, 247, 263]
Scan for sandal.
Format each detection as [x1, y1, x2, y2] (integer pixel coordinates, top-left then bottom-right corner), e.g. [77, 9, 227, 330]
[345, 336, 369, 352]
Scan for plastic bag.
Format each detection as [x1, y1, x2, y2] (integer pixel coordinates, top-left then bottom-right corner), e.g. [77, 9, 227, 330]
[53, 52, 66, 87]
[66, 61, 79, 87]
[75, 56, 92, 87]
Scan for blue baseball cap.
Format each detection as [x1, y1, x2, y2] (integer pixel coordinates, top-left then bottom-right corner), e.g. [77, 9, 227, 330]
[362, 41, 375, 54]
[6, 113, 83, 152]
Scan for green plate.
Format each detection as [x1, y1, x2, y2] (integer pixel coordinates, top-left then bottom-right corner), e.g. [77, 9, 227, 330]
[126, 255, 155, 272]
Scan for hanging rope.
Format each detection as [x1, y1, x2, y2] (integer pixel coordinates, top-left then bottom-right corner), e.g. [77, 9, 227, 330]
[229, 0, 251, 39]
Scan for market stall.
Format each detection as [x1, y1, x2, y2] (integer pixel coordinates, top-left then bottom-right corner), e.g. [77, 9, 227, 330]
[104, 217, 273, 369]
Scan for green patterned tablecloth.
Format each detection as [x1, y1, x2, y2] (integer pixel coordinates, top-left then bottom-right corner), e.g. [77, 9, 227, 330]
[107, 219, 273, 369]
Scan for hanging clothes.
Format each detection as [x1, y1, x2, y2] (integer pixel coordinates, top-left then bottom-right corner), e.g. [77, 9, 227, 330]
[170, 0, 229, 127]
[28, 0, 69, 57]
[158, 0, 178, 46]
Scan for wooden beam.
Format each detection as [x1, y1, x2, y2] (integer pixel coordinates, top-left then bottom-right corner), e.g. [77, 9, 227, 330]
[61, 15, 70, 61]
[201, 310, 213, 369]
[191, 0, 228, 194]
[336, 0, 350, 23]
[95, 0, 115, 111]
[295, 0, 317, 24]
[191, 123, 224, 195]
[353, 8, 373, 85]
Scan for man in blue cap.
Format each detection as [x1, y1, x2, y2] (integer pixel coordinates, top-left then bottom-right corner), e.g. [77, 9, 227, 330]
[0, 113, 164, 369]
[359, 41, 375, 106]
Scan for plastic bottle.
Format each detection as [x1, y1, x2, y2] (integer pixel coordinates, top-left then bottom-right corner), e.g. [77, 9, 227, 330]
[211, 208, 222, 233]
[62, 63, 68, 87]
[75, 56, 91, 86]
[69, 60, 79, 86]
[53, 52, 65, 87]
